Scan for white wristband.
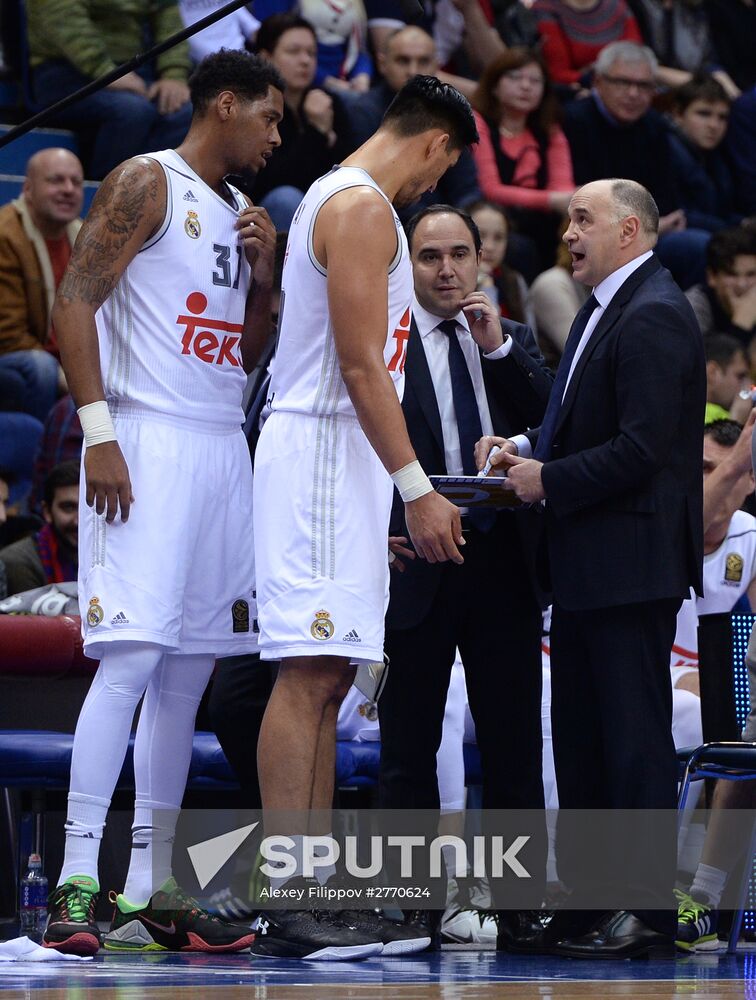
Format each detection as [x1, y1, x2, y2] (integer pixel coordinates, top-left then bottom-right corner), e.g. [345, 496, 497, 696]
[78, 400, 117, 448]
[391, 460, 433, 502]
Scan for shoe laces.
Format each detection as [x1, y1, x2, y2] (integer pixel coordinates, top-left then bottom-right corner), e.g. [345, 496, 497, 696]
[675, 888, 710, 922]
[163, 884, 222, 924]
[53, 882, 96, 923]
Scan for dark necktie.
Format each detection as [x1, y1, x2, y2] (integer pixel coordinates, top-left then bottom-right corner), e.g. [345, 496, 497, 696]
[533, 293, 599, 463]
[439, 320, 495, 532]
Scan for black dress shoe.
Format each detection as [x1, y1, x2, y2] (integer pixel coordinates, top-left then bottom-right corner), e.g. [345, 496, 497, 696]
[496, 910, 552, 954]
[552, 910, 675, 959]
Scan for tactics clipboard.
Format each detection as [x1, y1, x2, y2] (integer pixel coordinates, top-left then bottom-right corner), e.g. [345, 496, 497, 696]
[429, 475, 523, 509]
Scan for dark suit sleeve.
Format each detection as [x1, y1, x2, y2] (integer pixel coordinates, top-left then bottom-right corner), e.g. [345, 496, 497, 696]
[541, 300, 700, 517]
[482, 319, 554, 429]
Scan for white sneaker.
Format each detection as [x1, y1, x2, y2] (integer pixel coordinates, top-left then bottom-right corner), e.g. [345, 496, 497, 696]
[440, 905, 497, 946]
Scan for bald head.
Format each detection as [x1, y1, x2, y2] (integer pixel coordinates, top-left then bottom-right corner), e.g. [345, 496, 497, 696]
[379, 27, 437, 93]
[564, 179, 658, 287]
[23, 147, 84, 236]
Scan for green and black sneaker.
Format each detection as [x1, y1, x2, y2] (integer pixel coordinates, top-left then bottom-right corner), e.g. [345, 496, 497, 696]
[42, 875, 101, 956]
[103, 877, 255, 952]
[675, 889, 719, 952]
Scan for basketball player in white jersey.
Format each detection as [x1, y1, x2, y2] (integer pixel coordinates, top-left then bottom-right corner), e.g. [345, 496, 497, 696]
[42, 51, 285, 957]
[251, 76, 479, 959]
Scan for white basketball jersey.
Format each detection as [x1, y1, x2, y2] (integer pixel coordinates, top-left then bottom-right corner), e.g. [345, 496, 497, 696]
[96, 149, 251, 427]
[671, 509, 756, 669]
[269, 166, 413, 418]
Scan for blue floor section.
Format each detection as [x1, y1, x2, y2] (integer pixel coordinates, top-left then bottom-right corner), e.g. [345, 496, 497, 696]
[0, 950, 755, 991]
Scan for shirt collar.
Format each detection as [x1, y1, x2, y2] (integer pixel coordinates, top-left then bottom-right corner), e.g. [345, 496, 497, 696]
[413, 295, 471, 339]
[593, 250, 654, 309]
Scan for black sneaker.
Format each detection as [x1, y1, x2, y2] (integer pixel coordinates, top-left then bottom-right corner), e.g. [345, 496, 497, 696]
[337, 909, 432, 955]
[103, 877, 255, 952]
[42, 876, 101, 956]
[250, 909, 383, 961]
[403, 909, 442, 952]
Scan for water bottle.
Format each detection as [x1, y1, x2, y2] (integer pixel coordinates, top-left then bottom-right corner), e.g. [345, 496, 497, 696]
[20, 853, 48, 941]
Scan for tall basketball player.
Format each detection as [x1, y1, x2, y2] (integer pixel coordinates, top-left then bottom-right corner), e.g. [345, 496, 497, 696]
[252, 76, 479, 959]
[42, 51, 284, 956]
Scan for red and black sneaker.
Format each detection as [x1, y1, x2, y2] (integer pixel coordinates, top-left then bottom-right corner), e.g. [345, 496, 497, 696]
[103, 877, 255, 952]
[42, 876, 101, 956]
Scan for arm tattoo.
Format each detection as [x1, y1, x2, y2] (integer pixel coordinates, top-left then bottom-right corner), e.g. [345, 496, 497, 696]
[57, 161, 161, 308]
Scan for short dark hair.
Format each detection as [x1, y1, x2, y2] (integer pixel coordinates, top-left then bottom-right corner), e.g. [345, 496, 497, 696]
[382, 75, 479, 152]
[704, 332, 746, 369]
[43, 460, 80, 508]
[255, 13, 316, 56]
[672, 74, 730, 114]
[405, 204, 481, 254]
[704, 418, 744, 447]
[707, 226, 756, 275]
[189, 49, 284, 117]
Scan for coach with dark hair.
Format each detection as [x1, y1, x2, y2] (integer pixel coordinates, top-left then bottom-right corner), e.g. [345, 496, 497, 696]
[377, 204, 553, 943]
[484, 178, 706, 957]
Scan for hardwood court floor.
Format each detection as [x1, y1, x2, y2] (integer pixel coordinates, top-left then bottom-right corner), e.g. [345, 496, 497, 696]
[1, 949, 756, 999]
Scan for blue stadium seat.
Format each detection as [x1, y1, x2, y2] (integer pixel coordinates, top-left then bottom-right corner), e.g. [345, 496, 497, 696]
[0, 124, 78, 175]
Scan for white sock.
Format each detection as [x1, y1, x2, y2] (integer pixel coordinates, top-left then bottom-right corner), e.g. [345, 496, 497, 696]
[690, 863, 728, 907]
[58, 791, 110, 885]
[122, 803, 180, 906]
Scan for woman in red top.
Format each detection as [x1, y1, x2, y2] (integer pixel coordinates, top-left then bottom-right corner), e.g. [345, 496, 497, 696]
[471, 48, 575, 270]
[533, 0, 642, 90]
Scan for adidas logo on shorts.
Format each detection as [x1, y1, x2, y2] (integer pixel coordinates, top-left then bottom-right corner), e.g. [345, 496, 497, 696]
[111, 612, 129, 625]
[183, 189, 198, 202]
[342, 629, 361, 643]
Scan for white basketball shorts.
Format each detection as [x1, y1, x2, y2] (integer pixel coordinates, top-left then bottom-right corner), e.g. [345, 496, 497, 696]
[253, 410, 393, 665]
[78, 412, 256, 657]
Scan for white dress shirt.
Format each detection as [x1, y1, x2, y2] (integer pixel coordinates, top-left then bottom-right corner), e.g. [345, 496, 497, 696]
[413, 296, 512, 477]
[514, 251, 653, 459]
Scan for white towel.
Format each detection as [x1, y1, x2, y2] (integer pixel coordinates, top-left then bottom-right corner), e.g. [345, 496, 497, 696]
[0, 936, 93, 961]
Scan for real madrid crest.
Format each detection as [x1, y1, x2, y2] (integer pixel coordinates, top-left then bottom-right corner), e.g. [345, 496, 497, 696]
[87, 596, 104, 627]
[725, 552, 744, 583]
[184, 210, 201, 239]
[310, 609, 335, 641]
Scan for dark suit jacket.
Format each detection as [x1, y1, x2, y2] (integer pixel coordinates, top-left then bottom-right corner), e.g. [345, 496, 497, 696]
[563, 97, 678, 217]
[536, 254, 705, 611]
[387, 316, 553, 629]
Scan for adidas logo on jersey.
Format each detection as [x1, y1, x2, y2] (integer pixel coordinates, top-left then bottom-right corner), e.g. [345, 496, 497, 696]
[111, 611, 129, 625]
[183, 189, 198, 202]
[342, 629, 361, 643]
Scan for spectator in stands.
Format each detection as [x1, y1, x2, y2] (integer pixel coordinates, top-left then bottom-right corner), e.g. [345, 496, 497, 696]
[471, 48, 575, 272]
[706, 0, 756, 94]
[726, 87, 756, 217]
[468, 200, 535, 328]
[178, 0, 260, 63]
[344, 27, 480, 218]
[27, 0, 193, 180]
[563, 40, 709, 287]
[0, 148, 82, 421]
[703, 334, 752, 424]
[529, 228, 590, 359]
[628, 0, 740, 96]
[254, 0, 372, 93]
[0, 472, 8, 528]
[0, 459, 78, 598]
[0, 413, 43, 515]
[532, 0, 641, 94]
[685, 227, 756, 346]
[29, 395, 82, 515]
[667, 76, 742, 233]
[249, 13, 349, 229]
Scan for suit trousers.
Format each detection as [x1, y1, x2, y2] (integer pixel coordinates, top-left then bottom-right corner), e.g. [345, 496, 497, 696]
[550, 598, 681, 934]
[378, 519, 546, 902]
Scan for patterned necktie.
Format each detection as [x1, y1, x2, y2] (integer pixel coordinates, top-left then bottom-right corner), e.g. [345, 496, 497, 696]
[439, 320, 495, 532]
[533, 293, 599, 463]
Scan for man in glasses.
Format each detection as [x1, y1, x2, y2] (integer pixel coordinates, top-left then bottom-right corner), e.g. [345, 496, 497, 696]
[563, 41, 710, 288]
